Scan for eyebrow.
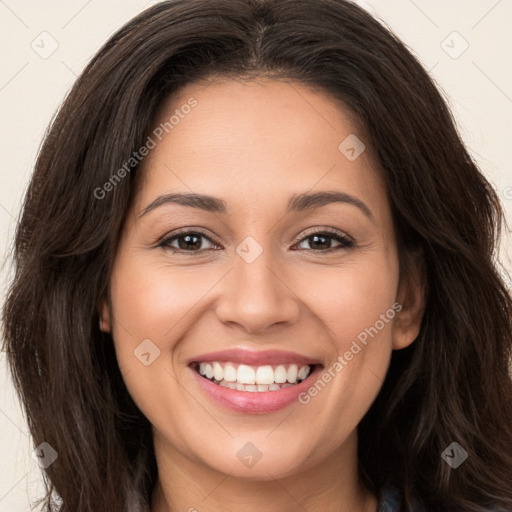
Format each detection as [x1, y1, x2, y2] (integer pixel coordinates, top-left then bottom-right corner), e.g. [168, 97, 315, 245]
[138, 191, 374, 220]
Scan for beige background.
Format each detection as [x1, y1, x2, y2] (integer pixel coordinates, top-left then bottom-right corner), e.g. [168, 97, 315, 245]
[1, 0, 511, 509]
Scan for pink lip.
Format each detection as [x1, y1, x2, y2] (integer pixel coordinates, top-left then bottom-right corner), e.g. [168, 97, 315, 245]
[187, 348, 322, 366]
[190, 364, 323, 414]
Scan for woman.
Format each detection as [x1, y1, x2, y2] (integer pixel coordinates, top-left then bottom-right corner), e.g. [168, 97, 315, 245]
[3, 0, 512, 511]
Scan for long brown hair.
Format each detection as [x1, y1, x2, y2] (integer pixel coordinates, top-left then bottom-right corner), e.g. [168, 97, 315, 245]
[3, 1, 512, 511]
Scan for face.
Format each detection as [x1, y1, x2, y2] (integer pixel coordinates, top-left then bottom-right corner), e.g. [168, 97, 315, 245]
[100, 78, 423, 481]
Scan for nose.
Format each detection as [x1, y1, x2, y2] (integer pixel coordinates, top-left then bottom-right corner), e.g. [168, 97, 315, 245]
[215, 247, 301, 334]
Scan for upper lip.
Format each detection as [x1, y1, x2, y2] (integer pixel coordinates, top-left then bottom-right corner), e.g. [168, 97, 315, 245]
[187, 348, 322, 367]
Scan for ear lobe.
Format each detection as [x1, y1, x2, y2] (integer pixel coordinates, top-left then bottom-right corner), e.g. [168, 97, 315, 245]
[98, 295, 111, 333]
[392, 250, 426, 350]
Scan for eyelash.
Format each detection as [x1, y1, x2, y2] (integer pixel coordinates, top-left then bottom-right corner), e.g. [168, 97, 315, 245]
[156, 227, 355, 254]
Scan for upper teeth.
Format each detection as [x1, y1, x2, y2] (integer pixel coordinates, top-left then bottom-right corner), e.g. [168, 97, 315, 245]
[198, 362, 311, 385]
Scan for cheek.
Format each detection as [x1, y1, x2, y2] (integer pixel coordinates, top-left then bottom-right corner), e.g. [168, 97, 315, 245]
[306, 253, 399, 347]
[295, 252, 399, 428]
[107, 258, 211, 420]
[108, 241, 399, 428]
[110, 245, 399, 368]
[109, 257, 211, 344]
[106, 256, 202, 370]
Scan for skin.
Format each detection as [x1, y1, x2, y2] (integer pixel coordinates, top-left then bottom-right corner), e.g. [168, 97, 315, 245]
[99, 78, 424, 512]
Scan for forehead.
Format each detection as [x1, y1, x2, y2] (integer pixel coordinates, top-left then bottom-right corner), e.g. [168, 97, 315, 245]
[134, 78, 386, 217]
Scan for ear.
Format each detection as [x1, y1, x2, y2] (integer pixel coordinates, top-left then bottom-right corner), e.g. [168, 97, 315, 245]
[98, 294, 111, 334]
[392, 250, 426, 350]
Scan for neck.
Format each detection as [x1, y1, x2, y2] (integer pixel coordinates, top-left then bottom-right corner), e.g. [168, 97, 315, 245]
[150, 429, 378, 512]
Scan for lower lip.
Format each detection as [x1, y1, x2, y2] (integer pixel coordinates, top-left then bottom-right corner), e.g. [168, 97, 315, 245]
[189, 365, 323, 414]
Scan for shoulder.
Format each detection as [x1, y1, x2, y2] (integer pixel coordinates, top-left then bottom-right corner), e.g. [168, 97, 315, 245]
[377, 487, 402, 512]
[378, 487, 425, 511]
[377, 487, 512, 512]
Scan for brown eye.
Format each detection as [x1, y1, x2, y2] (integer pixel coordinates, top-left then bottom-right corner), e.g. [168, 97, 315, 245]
[157, 228, 354, 255]
[294, 230, 354, 252]
[158, 230, 218, 253]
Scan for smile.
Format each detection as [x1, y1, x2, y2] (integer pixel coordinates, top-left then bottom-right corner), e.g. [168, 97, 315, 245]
[192, 361, 314, 392]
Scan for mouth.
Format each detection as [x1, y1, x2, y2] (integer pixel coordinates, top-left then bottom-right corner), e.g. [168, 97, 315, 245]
[189, 361, 321, 392]
[188, 356, 324, 414]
